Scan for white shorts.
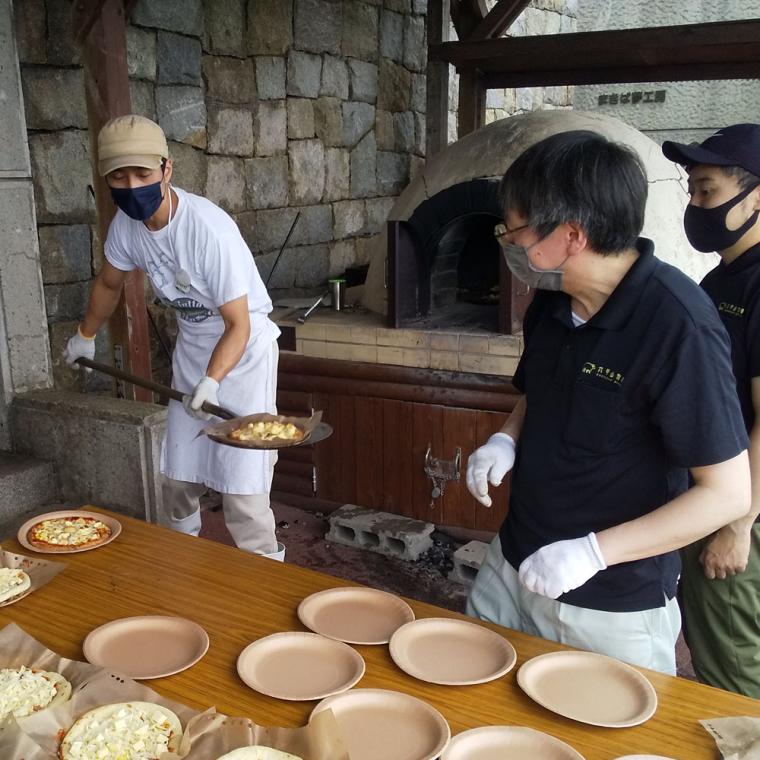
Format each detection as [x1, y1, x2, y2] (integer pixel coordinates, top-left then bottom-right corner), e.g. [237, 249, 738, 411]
[466, 536, 681, 674]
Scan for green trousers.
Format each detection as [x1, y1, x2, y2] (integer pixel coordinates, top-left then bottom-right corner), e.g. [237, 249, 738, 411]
[680, 524, 760, 698]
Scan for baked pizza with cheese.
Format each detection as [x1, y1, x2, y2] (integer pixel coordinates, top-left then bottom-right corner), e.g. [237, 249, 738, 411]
[217, 748, 303, 760]
[0, 666, 72, 720]
[27, 516, 112, 551]
[0, 567, 31, 604]
[59, 701, 182, 760]
[229, 420, 305, 443]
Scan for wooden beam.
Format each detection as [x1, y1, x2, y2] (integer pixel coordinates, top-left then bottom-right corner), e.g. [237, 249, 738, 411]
[425, 0, 451, 159]
[72, 0, 108, 44]
[429, 19, 760, 87]
[457, 68, 486, 138]
[450, 0, 488, 40]
[122, 0, 139, 20]
[467, 0, 530, 40]
[75, 0, 153, 401]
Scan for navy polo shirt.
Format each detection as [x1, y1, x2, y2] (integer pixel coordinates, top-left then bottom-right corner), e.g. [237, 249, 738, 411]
[700, 242, 760, 433]
[500, 238, 748, 613]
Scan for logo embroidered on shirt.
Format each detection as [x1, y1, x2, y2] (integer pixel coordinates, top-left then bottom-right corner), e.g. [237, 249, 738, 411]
[581, 362, 624, 386]
[718, 302, 745, 317]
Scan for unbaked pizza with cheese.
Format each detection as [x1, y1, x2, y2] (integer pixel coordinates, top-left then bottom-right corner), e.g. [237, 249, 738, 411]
[0, 666, 72, 720]
[58, 701, 183, 760]
[216, 748, 303, 759]
[27, 516, 112, 551]
[0, 567, 31, 605]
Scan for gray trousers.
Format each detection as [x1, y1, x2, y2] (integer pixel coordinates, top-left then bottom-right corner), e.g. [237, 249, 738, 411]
[161, 473, 278, 555]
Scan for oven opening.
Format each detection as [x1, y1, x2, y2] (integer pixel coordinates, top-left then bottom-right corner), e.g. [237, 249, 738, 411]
[417, 212, 502, 332]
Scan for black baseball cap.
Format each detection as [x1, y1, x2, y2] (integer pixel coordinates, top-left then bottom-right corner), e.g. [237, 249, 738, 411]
[662, 123, 760, 177]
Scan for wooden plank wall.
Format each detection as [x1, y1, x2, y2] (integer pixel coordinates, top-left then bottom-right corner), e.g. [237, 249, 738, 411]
[276, 354, 519, 531]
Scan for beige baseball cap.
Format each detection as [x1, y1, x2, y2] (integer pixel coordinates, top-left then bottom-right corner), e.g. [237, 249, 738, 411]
[97, 114, 169, 177]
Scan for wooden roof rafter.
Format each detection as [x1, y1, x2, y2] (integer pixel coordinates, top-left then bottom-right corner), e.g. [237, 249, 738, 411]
[450, 0, 531, 41]
[467, 0, 531, 41]
[450, 0, 488, 39]
[430, 18, 760, 88]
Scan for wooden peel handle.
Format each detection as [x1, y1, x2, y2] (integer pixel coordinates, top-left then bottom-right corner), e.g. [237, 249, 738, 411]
[75, 357, 237, 420]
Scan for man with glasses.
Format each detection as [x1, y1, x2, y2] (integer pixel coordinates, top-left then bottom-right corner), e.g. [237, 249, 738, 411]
[465, 129, 751, 673]
[663, 124, 760, 696]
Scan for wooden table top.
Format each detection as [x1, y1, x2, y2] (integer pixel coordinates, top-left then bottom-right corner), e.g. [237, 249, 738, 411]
[2, 507, 757, 759]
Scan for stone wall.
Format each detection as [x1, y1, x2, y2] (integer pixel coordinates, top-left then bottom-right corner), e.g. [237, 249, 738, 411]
[574, 0, 760, 145]
[447, 0, 577, 141]
[13, 0, 427, 389]
[0, 0, 53, 450]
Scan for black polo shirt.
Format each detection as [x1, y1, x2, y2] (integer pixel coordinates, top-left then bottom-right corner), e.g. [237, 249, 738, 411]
[500, 238, 748, 613]
[700, 242, 760, 433]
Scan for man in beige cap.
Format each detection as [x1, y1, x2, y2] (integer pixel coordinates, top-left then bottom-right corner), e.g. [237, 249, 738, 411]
[64, 115, 284, 560]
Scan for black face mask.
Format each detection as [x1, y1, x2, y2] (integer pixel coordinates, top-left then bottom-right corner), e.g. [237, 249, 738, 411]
[684, 183, 760, 252]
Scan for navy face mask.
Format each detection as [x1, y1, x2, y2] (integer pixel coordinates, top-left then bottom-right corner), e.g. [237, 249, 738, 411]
[110, 179, 165, 221]
[684, 183, 760, 252]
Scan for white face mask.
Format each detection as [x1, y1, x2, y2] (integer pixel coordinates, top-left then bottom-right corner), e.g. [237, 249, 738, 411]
[501, 240, 567, 291]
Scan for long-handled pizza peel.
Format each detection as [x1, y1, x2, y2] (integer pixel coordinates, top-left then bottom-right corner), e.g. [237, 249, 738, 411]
[74, 356, 333, 448]
[75, 356, 237, 419]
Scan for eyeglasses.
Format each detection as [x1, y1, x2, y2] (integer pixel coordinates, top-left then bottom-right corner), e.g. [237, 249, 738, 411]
[494, 222, 529, 240]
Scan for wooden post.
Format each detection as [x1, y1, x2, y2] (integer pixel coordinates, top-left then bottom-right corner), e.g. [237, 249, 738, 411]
[457, 68, 486, 138]
[74, 0, 153, 401]
[425, 0, 451, 159]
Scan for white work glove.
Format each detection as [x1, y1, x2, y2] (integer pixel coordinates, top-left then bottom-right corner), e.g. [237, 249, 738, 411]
[466, 433, 516, 507]
[183, 376, 220, 421]
[519, 533, 607, 599]
[63, 325, 96, 369]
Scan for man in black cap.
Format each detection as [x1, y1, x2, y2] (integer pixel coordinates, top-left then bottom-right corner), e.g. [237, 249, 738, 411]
[663, 124, 760, 696]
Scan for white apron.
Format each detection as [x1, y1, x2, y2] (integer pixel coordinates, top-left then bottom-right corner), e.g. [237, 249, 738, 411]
[161, 312, 280, 494]
[106, 187, 281, 495]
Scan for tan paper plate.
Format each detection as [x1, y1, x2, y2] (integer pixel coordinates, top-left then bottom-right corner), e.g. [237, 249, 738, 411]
[17, 510, 122, 554]
[442, 726, 586, 759]
[297, 587, 415, 645]
[389, 617, 517, 686]
[310, 688, 451, 760]
[237, 632, 365, 701]
[83, 615, 209, 679]
[517, 651, 658, 728]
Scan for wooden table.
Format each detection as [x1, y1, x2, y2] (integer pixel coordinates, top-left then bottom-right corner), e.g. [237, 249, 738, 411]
[2, 508, 758, 759]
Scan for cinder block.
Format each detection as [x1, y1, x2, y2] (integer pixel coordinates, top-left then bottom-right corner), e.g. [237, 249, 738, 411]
[326, 504, 434, 561]
[451, 540, 489, 584]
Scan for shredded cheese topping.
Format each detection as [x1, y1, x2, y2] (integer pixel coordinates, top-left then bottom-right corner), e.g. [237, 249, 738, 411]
[230, 421, 303, 442]
[31, 517, 109, 546]
[0, 568, 27, 597]
[63, 704, 176, 760]
[0, 666, 57, 719]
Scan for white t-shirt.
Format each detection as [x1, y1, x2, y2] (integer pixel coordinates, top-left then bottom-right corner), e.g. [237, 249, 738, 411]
[105, 187, 272, 330]
[105, 187, 280, 494]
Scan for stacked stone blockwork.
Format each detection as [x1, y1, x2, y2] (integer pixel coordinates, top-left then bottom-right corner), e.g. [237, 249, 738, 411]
[14, 0, 429, 390]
